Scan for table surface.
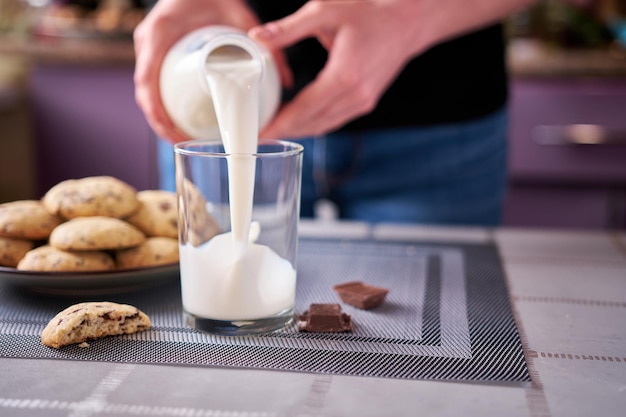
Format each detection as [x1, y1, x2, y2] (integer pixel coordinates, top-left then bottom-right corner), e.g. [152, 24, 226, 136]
[1, 220, 625, 417]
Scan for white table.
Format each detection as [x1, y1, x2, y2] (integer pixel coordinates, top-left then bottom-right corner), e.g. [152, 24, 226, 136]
[1, 220, 625, 417]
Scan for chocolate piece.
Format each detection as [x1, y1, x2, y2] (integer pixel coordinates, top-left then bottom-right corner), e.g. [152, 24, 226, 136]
[297, 303, 353, 333]
[333, 281, 389, 309]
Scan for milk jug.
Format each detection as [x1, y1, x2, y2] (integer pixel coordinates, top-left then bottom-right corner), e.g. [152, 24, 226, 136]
[160, 25, 281, 140]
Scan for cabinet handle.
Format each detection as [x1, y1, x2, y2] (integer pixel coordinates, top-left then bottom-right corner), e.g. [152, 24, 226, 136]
[532, 124, 626, 146]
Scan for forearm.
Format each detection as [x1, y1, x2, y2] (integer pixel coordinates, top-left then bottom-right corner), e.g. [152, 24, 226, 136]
[394, 0, 541, 55]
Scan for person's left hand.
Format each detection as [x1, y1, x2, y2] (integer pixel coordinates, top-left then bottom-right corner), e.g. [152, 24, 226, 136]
[250, 0, 537, 139]
[248, 0, 428, 139]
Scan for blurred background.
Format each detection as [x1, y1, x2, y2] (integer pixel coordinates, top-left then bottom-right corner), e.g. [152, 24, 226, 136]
[1, 0, 625, 230]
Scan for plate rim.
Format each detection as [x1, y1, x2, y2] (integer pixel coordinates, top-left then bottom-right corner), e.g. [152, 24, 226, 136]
[0, 262, 179, 277]
[0, 263, 180, 294]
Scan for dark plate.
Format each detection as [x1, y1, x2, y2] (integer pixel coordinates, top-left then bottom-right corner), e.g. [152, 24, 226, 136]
[0, 263, 179, 296]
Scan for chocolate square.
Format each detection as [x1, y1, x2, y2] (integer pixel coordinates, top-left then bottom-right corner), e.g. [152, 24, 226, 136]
[333, 281, 389, 309]
[297, 303, 353, 333]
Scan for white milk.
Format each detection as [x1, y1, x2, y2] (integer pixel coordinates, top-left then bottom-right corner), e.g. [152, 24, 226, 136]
[180, 47, 296, 321]
[180, 233, 296, 320]
[204, 50, 259, 243]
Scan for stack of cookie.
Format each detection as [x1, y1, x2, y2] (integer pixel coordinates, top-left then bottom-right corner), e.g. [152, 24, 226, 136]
[0, 176, 194, 272]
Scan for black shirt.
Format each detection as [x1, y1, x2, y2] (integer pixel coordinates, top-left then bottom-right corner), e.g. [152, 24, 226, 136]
[246, 0, 508, 132]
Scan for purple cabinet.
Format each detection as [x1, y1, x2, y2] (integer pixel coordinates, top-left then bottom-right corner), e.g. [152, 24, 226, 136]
[30, 65, 156, 197]
[504, 78, 626, 229]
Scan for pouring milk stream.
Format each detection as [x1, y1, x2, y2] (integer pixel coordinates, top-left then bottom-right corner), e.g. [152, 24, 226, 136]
[164, 27, 296, 321]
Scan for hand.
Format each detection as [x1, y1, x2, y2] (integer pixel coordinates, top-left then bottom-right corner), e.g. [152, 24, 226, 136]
[248, 0, 427, 139]
[133, 0, 259, 143]
[249, 0, 539, 139]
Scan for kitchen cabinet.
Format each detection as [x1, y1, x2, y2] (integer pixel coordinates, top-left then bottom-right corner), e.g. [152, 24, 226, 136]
[30, 64, 157, 197]
[0, 35, 155, 197]
[503, 77, 626, 229]
[0, 86, 36, 202]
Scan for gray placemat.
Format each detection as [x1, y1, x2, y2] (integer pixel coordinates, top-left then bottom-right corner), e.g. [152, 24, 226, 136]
[0, 238, 530, 382]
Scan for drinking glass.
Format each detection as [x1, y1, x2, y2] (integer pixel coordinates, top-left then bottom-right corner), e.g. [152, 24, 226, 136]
[174, 139, 303, 335]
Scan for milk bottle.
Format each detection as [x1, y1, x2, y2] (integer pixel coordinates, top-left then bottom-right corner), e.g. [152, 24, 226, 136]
[160, 26, 280, 141]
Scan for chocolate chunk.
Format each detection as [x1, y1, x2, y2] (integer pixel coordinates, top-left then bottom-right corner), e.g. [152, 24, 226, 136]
[297, 303, 353, 333]
[333, 281, 389, 309]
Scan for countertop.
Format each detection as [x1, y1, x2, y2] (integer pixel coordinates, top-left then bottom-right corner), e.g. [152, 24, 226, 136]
[1, 220, 625, 417]
[508, 39, 626, 78]
[0, 34, 135, 67]
[1, 34, 626, 77]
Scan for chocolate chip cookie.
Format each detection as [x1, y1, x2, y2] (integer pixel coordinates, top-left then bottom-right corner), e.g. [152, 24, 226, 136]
[49, 216, 145, 251]
[42, 176, 140, 219]
[0, 200, 63, 240]
[125, 190, 178, 238]
[178, 179, 220, 247]
[115, 236, 179, 269]
[41, 301, 151, 349]
[17, 245, 115, 272]
[0, 236, 34, 268]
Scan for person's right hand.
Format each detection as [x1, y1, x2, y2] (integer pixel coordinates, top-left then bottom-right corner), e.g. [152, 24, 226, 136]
[133, 0, 260, 143]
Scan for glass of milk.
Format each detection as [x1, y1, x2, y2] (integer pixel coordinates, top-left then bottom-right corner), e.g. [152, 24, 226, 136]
[174, 139, 303, 335]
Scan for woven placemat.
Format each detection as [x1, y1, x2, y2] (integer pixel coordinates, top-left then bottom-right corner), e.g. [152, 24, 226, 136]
[0, 238, 529, 382]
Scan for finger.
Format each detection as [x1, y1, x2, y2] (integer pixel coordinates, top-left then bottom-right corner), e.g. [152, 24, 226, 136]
[135, 82, 189, 143]
[134, 26, 191, 143]
[261, 92, 364, 139]
[248, 26, 293, 88]
[259, 69, 358, 139]
[261, 45, 387, 140]
[134, 67, 176, 141]
[248, 1, 330, 50]
[272, 50, 294, 89]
